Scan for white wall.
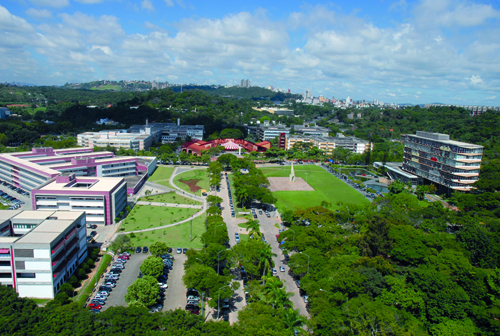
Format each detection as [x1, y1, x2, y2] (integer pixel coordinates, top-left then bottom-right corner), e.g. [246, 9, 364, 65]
[34, 249, 50, 259]
[17, 284, 54, 299]
[25, 261, 51, 271]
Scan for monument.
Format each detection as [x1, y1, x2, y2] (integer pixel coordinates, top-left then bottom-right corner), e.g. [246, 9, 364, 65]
[289, 162, 295, 182]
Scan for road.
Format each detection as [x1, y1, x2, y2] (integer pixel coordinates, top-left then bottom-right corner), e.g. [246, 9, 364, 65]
[162, 253, 188, 312]
[101, 252, 149, 310]
[218, 172, 309, 322]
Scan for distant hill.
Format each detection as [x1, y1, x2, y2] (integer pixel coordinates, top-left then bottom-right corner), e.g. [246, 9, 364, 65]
[171, 85, 302, 101]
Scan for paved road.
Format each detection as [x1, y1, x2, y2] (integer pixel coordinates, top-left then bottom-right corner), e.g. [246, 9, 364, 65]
[136, 201, 202, 209]
[162, 253, 188, 312]
[217, 172, 310, 321]
[101, 252, 149, 310]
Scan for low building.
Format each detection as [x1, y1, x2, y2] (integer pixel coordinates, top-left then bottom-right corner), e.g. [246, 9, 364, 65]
[285, 134, 373, 154]
[181, 139, 270, 156]
[0, 210, 87, 299]
[77, 130, 155, 151]
[161, 125, 204, 143]
[373, 162, 419, 185]
[32, 174, 127, 226]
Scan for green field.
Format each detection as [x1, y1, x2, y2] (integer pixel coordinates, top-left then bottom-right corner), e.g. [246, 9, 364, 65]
[139, 192, 201, 205]
[149, 166, 175, 182]
[174, 169, 209, 193]
[260, 165, 369, 211]
[121, 205, 198, 231]
[91, 85, 122, 91]
[126, 213, 206, 249]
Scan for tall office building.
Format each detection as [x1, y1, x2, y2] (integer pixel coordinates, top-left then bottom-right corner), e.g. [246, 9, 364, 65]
[401, 131, 483, 194]
[305, 90, 312, 100]
[240, 79, 250, 88]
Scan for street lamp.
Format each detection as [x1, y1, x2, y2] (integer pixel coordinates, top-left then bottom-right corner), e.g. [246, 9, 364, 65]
[300, 252, 310, 276]
[217, 249, 229, 275]
[214, 224, 224, 239]
[195, 257, 204, 265]
[217, 284, 231, 319]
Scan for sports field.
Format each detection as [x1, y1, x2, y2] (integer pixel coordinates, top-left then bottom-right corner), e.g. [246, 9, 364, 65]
[260, 165, 369, 211]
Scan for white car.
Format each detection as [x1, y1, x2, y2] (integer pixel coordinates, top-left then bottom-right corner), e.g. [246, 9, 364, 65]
[158, 283, 168, 289]
[177, 247, 182, 254]
[94, 295, 107, 301]
[97, 291, 109, 297]
[280, 266, 285, 272]
[272, 268, 277, 275]
[104, 282, 116, 288]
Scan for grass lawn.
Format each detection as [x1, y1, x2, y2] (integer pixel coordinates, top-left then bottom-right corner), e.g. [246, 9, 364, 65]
[32, 298, 51, 305]
[139, 192, 201, 205]
[239, 233, 249, 242]
[260, 165, 369, 211]
[126, 213, 206, 249]
[174, 169, 209, 193]
[76, 254, 112, 305]
[121, 205, 198, 232]
[149, 166, 175, 182]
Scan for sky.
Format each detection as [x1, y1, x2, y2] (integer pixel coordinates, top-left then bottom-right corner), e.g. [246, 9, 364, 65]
[1, 0, 500, 105]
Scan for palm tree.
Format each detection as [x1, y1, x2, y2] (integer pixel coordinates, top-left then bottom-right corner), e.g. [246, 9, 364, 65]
[244, 219, 262, 239]
[258, 245, 277, 279]
[282, 308, 305, 331]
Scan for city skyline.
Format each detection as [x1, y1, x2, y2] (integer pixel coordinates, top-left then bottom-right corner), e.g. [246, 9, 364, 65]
[1, 0, 500, 105]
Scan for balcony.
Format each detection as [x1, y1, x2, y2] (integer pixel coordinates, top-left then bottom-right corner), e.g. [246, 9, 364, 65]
[65, 227, 78, 241]
[51, 239, 65, 255]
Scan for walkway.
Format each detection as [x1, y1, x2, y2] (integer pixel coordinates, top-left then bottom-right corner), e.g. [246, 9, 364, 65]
[136, 201, 203, 209]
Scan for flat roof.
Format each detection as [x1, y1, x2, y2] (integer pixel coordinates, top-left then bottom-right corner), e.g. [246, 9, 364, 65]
[0, 237, 17, 243]
[15, 231, 61, 245]
[0, 210, 22, 222]
[12, 210, 55, 221]
[409, 133, 483, 149]
[46, 211, 83, 221]
[32, 219, 74, 233]
[38, 177, 124, 192]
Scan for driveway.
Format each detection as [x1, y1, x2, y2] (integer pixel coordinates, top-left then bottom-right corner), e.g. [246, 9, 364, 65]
[162, 253, 188, 312]
[101, 251, 149, 310]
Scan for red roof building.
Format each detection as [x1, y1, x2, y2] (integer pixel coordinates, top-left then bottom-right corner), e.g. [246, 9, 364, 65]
[181, 138, 270, 156]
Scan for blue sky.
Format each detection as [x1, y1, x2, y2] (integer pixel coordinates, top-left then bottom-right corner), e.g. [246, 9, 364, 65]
[1, 0, 500, 105]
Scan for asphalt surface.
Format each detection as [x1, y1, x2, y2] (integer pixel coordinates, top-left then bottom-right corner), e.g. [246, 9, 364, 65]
[218, 172, 309, 322]
[101, 252, 149, 310]
[162, 253, 188, 312]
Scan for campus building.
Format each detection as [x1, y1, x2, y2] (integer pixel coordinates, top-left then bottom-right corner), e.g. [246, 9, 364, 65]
[181, 139, 271, 156]
[401, 131, 483, 193]
[283, 134, 373, 154]
[77, 129, 155, 151]
[0, 147, 156, 224]
[32, 174, 127, 226]
[0, 210, 87, 299]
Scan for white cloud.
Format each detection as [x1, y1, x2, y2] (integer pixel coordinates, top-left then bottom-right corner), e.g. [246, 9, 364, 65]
[141, 0, 155, 11]
[470, 75, 483, 85]
[29, 0, 69, 8]
[25, 8, 52, 19]
[486, 95, 496, 100]
[164, 0, 174, 6]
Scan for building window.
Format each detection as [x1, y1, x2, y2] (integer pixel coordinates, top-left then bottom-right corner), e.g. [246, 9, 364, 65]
[0, 261, 10, 266]
[14, 249, 34, 258]
[0, 273, 12, 278]
[16, 273, 36, 278]
[15, 261, 25, 270]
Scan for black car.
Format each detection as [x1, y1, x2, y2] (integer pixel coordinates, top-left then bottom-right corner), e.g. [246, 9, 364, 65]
[90, 231, 97, 237]
[136, 246, 141, 253]
[143, 246, 149, 253]
[167, 247, 173, 253]
[110, 268, 122, 273]
[182, 248, 187, 254]
[185, 304, 200, 310]
[186, 289, 199, 297]
[99, 286, 111, 292]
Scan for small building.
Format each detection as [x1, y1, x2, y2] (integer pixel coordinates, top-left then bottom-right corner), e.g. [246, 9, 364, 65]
[0, 210, 87, 299]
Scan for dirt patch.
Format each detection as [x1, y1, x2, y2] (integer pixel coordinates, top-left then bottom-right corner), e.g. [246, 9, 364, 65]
[268, 177, 314, 191]
[179, 178, 202, 192]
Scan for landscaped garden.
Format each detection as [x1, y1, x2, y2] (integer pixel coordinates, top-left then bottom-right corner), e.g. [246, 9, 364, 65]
[174, 169, 210, 193]
[120, 205, 199, 232]
[260, 165, 369, 211]
[139, 191, 202, 205]
[125, 212, 206, 249]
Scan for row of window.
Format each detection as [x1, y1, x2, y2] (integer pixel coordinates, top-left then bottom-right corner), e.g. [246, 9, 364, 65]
[0, 272, 35, 278]
[13, 224, 37, 229]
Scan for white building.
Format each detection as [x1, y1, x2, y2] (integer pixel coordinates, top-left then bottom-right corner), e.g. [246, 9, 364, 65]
[0, 210, 87, 299]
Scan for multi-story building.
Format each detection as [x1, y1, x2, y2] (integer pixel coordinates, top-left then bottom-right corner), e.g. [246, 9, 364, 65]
[258, 125, 291, 141]
[32, 174, 127, 226]
[0, 210, 87, 299]
[77, 130, 155, 151]
[284, 134, 373, 154]
[160, 125, 205, 143]
[402, 131, 483, 193]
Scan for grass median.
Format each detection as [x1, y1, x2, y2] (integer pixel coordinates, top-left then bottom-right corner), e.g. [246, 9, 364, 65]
[76, 253, 112, 305]
[149, 166, 175, 182]
[139, 192, 202, 205]
[121, 205, 199, 232]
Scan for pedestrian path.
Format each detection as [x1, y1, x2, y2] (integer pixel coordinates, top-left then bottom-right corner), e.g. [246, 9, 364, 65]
[136, 201, 203, 209]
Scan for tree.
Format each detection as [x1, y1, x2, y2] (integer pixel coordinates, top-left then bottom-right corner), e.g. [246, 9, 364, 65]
[149, 241, 169, 256]
[359, 215, 393, 257]
[388, 180, 406, 195]
[258, 244, 277, 278]
[244, 219, 262, 239]
[219, 128, 244, 139]
[125, 276, 159, 307]
[111, 234, 131, 253]
[140, 256, 164, 278]
[416, 185, 426, 200]
[207, 195, 223, 207]
[282, 308, 306, 330]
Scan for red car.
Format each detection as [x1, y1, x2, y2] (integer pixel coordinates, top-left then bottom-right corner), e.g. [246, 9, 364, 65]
[118, 255, 129, 260]
[88, 303, 102, 310]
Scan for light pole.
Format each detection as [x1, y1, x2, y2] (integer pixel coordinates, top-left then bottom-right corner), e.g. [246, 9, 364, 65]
[196, 235, 206, 253]
[305, 173, 309, 196]
[214, 224, 224, 239]
[195, 257, 204, 265]
[217, 249, 229, 275]
[288, 228, 296, 242]
[300, 252, 310, 276]
[217, 284, 231, 319]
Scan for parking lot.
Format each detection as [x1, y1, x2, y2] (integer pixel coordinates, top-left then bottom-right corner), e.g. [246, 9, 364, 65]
[0, 181, 32, 210]
[162, 253, 187, 312]
[100, 252, 149, 310]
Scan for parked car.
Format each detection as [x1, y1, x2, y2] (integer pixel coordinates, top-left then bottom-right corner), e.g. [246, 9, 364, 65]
[280, 266, 285, 272]
[143, 246, 149, 253]
[177, 247, 182, 254]
[272, 268, 277, 275]
[91, 299, 105, 306]
[136, 247, 142, 253]
[183, 248, 187, 254]
[158, 283, 168, 289]
[88, 303, 102, 310]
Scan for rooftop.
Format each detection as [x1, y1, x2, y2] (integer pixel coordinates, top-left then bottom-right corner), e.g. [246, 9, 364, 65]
[38, 177, 124, 192]
[410, 131, 483, 149]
